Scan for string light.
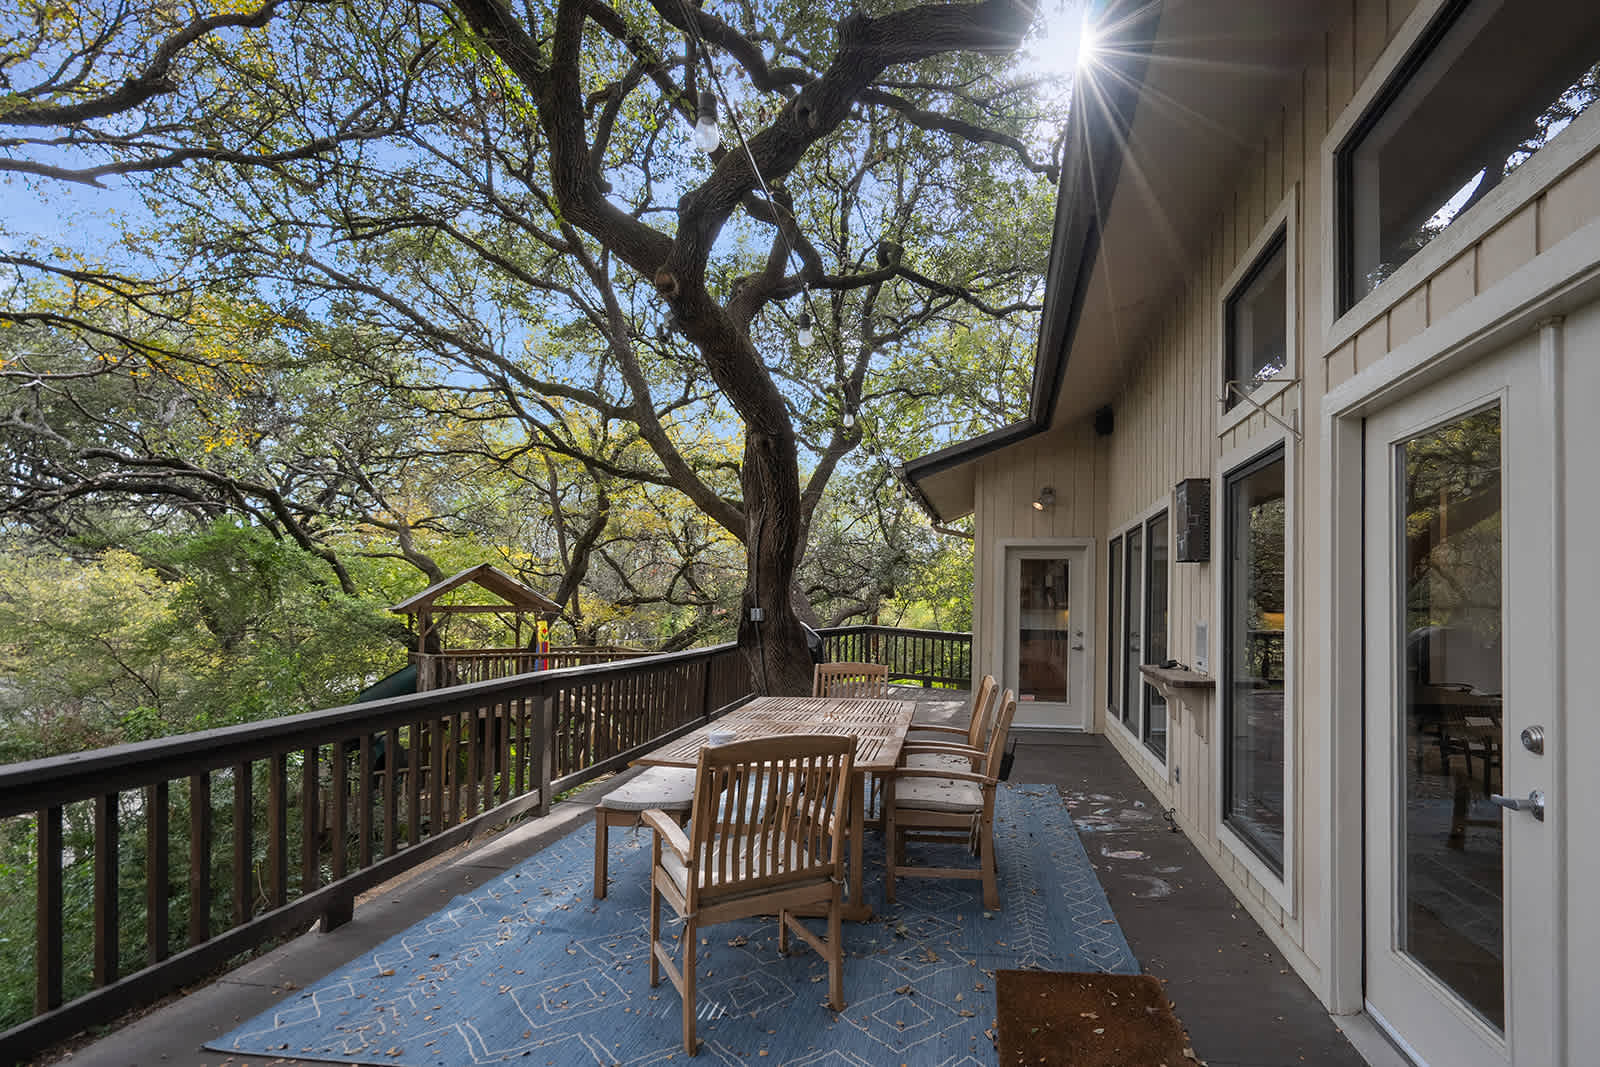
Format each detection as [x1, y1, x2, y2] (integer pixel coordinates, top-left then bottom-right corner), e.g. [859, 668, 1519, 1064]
[692, 90, 721, 153]
[795, 308, 814, 347]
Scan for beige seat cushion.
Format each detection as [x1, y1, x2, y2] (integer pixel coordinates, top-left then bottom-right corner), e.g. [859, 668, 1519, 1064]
[905, 751, 976, 773]
[657, 832, 830, 901]
[894, 775, 983, 814]
[597, 767, 696, 812]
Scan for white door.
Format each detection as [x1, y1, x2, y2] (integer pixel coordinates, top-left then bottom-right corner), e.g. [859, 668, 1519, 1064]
[1362, 333, 1560, 1067]
[1002, 545, 1092, 730]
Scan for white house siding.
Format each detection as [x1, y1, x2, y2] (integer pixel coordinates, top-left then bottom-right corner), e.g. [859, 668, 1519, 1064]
[969, 421, 1108, 705]
[971, 0, 1600, 1017]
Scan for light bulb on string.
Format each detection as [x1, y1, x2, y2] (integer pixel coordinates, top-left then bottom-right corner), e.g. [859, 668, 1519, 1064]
[842, 409, 856, 429]
[796, 309, 814, 348]
[692, 91, 721, 153]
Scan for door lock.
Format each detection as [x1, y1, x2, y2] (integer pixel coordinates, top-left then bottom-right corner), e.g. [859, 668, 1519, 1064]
[1521, 725, 1545, 754]
[1489, 789, 1545, 821]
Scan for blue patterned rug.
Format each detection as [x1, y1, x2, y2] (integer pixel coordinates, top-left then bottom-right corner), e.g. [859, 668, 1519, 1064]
[209, 783, 1137, 1065]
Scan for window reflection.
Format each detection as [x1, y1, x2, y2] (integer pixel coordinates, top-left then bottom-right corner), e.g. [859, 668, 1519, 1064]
[1143, 512, 1169, 760]
[1223, 448, 1286, 872]
[1397, 406, 1504, 1030]
[1342, 0, 1600, 307]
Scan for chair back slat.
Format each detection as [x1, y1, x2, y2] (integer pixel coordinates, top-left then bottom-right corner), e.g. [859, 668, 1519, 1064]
[967, 675, 1000, 750]
[689, 734, 855, 906]
[982, 690, 1019, 784]
[812, 662, 890, 699]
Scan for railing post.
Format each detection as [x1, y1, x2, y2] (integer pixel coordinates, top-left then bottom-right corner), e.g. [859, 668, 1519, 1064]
[188, 772, 211, 947]
[94, 792, 119, 986]
[535, 693, 554, 816]
[36, 805, 63, 1014]
[694, 655, 712, 722]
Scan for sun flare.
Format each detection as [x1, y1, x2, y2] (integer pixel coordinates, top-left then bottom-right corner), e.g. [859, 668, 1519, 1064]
[1019, 1, 1099, 82]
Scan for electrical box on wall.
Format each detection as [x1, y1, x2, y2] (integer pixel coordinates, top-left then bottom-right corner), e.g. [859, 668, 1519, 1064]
[1173, 478, 1210, 562]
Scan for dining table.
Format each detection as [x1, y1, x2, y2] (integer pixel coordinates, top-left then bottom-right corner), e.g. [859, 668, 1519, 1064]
[634, 694, 916, 920]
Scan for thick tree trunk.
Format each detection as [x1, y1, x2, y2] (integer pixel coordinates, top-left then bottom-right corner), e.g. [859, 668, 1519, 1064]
[739, 427, 813, 695]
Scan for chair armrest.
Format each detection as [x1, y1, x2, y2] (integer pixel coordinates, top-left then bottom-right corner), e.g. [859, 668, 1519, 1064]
[901, 741, 984, 758]
[642, 808, 693, 863]
[881, 766, 990, 785]
[907, 724, 969, 738]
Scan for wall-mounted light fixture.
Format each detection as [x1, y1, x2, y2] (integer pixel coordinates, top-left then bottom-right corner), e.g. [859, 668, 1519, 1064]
[1032, 486, 1055, 511]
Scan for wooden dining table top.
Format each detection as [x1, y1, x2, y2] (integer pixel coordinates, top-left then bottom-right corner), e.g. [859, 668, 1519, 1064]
[636, 695, 916, 774]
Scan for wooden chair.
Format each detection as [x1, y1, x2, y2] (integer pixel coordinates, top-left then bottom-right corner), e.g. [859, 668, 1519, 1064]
[643, 735, 856, 1055]
[904, 674, 999, 774]
[812, 661, 889, 698]
[883, 689, 1017, 910]
[592, 766, 697, 899]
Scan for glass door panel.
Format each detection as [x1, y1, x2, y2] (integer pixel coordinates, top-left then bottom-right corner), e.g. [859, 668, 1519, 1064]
[1017, 557, 1071, 703]
[1396, 405, 1505, 1029]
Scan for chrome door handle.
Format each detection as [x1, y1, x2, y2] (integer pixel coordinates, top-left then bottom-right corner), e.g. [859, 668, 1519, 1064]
[1490, 789, 1545, 821]
[1070, 643, 1085, 651]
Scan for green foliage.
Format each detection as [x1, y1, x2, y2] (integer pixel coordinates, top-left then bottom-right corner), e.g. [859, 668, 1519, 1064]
[0, 524, 404, 762]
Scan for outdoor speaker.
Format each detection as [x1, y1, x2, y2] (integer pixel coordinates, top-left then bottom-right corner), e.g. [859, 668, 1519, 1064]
[1173, 478, 1210, 562]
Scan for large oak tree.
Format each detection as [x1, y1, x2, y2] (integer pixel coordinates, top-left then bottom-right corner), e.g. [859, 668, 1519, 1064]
[2, 0, 1056, 692]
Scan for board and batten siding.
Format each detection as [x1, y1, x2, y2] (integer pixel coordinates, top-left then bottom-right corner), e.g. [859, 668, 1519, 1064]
[969, 419, 1108, 710]
[969, 0, 1600, 1006]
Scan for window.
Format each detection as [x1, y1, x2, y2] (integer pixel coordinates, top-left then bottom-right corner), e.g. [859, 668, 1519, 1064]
[1107, 536, 1123, 715]
[1142, 512, 1170, 760]
[1121, 526, 1142, 731]
[1222, 446, 1287, 873]
[1338, 0, 1600, 311]
[1224, 230, 1288, 409]
[1112, 512, 1170, 764]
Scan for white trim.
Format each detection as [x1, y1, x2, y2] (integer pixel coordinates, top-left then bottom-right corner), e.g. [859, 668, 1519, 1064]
[1324, 214, 1600, 419]
[1211, 424, 1297, 914]
[1321, 377, 1368, 1017]
[1322, 245, 1586, 1061]
[1220, 185, 1300, 437]
[1319, 0, 1600, 354]
[992, 537, 1097, 732]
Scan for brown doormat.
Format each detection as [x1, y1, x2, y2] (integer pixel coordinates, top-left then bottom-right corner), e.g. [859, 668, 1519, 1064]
[995, 969, 1198, 1066]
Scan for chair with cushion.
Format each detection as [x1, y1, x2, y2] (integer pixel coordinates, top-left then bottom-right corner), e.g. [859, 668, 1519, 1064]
[904, 674, 999, 775]
[643, 734, 856, 1055]
[593, 766, 697, 899]
[812, 661, 889, 698]
[883, 689, 1018, 910]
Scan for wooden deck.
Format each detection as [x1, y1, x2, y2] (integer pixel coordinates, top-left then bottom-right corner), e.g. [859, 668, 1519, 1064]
[44, 683, 1367, 1067]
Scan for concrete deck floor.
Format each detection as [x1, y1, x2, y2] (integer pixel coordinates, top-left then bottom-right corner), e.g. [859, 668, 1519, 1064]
[46, 691, 1395, 1067]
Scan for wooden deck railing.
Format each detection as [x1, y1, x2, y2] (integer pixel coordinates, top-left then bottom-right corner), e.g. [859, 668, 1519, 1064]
[413, 645, 651, 690]
[0, 643, 751, 1059]
[818, 625, 972, 688]
[0, 624, 969, 1058]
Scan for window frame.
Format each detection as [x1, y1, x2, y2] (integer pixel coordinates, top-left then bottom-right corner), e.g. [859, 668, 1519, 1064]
[1141, 509, 1171, 761]
[1108, 500, 1171, 772]
[1218, 188, 1298, 437]
[1333, 0, 1472, 318]
[1213, 427, 1297, 910]
[1219, 442, 1289, 876]
[1321, 0, 1600, 352]
[1107, 534, 1123, 719]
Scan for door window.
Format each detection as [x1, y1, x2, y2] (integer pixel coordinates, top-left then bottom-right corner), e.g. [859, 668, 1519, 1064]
[1017, 558, 1072, 704]
[1394, 405, 1505, 1029]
